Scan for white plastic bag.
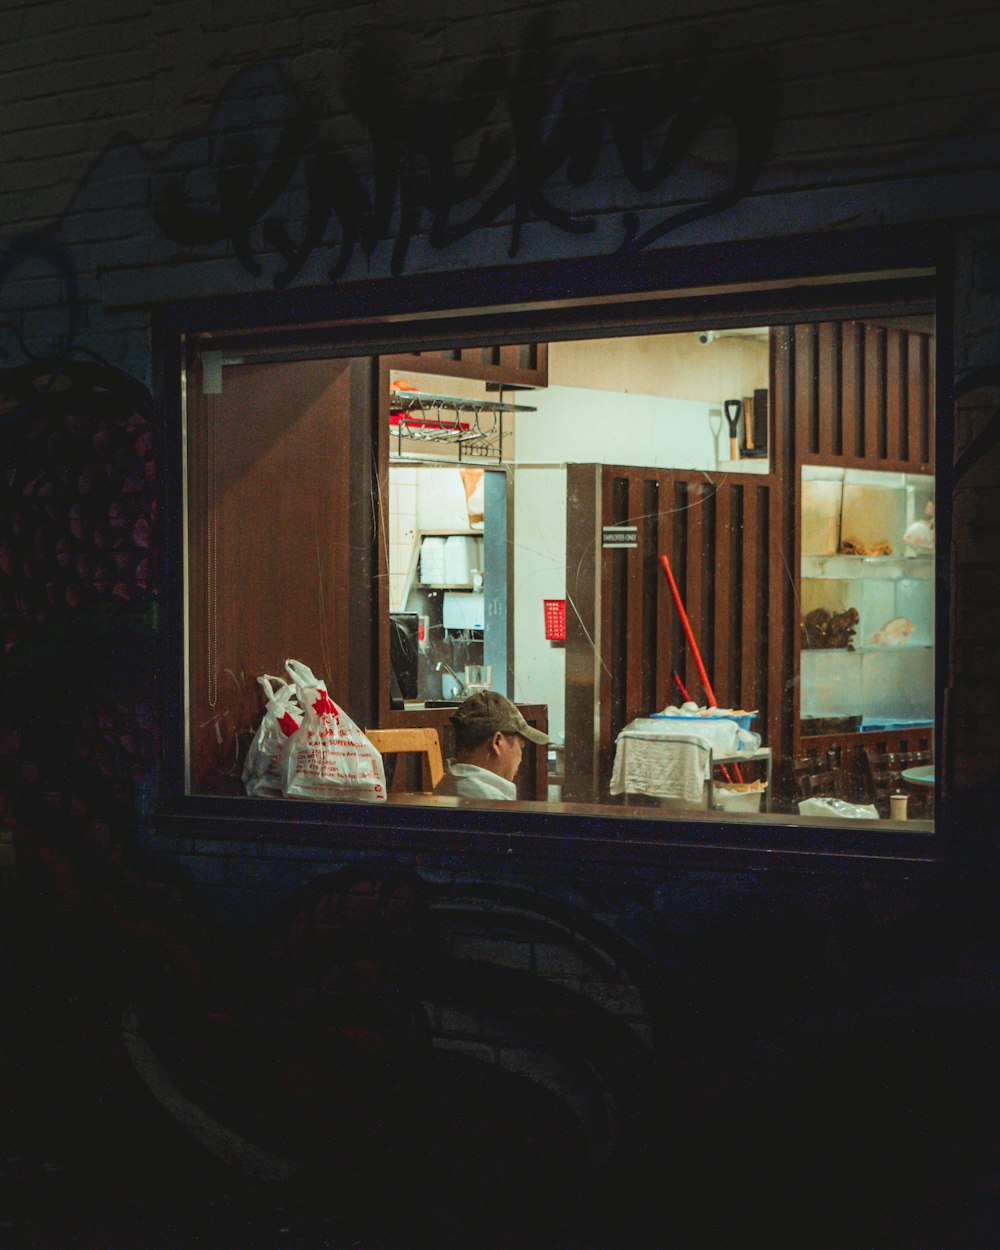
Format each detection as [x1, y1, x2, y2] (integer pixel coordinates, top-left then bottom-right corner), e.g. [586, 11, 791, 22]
[798, 797, 879, 820]
[280, 659, 387, 803]
[242, 675, 303, 797]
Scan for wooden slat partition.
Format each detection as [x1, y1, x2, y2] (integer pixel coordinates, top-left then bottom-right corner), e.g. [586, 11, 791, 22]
[669, 479, 684, 687]
[588, 467, 778, 798]
[886, 329, 904, 460]
[740, 486, 759, 714]
[712, 483, 733, 709]
[925, 335, 936, 464]
[840, 321, 863, 459]
[685, 481, 705, 701]
[791, 320, 933, 472]
[625, 475, 646, 729]
[818, 323, 836, 458]
[771, 326, 797, 771]
[864, 324, 883, 460]
[603, 471, 625, 767]
[907, 332, 925, 466]
[795, 325, 817, 454]
[391, 343, 548, 389]
[643, 477, 666, 717]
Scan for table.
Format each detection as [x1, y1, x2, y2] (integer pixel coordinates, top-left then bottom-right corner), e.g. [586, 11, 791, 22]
[901, 764, 934, 786]
[610, 719, 772, 811]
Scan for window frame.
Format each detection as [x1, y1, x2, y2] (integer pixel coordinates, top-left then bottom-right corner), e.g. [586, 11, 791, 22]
[153, 223, 953, 874]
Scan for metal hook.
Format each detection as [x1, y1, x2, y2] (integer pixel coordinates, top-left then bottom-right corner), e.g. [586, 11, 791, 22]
[442, 401, 463, 439]
[472, 405, 498, 442]
[402, 399, 424, 440]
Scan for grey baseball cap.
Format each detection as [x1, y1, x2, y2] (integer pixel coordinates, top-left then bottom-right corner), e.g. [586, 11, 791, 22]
[450, 690, 550, 745]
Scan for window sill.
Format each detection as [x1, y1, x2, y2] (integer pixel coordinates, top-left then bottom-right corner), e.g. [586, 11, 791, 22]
[152, 793, 940, 879]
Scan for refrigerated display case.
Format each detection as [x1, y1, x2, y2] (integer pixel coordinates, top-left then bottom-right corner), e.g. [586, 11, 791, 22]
[799, 466, 934, 735]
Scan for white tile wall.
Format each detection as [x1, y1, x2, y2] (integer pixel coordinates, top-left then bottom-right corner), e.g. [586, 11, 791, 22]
[389, 467, 419, 611]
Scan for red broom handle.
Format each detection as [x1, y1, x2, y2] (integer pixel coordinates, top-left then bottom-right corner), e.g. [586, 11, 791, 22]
[659, 554, 718, 706]
[660, 554, 742, 784]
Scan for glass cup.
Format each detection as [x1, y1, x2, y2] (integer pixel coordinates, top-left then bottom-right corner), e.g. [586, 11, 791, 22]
[464, 664, 492, 692]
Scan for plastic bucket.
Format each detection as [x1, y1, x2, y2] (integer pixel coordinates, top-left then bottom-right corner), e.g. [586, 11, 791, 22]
[713, 783, 764, 812]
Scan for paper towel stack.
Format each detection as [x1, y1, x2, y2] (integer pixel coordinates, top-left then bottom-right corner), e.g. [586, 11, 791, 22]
[444, 535, 477, 585]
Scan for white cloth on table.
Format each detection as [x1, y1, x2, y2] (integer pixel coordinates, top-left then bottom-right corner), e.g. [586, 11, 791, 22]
[609, 717, 761, 803]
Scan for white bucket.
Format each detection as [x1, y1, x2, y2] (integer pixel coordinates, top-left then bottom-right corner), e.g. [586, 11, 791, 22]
[713, 783, 764, 813]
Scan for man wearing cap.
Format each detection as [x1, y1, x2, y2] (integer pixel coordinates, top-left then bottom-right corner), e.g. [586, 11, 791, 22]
[434, 690, 549, 800]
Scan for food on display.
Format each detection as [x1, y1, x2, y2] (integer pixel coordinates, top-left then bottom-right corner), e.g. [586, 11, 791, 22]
[902, 520, 934, 550]
[871, 616, 916, 646]
[801, 606, 859, 650]
[839, 537, 893, 556]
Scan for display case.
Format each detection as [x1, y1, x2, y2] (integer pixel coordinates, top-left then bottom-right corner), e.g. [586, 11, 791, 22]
[799, 467, 934, 735]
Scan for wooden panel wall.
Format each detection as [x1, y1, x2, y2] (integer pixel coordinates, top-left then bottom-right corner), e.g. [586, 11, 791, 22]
[596, 467, 782, 795]
[390, 343, 548, 390]
[785, 321, 934, 472]
[187, 357, 375, 795]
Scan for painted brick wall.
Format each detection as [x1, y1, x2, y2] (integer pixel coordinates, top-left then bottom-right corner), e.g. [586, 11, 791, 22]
[2, 1, 1000, 359]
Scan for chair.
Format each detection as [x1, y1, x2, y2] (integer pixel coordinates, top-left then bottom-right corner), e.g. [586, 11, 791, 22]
[796, 767, 842, 800]
[789, 750, 846, 806]
[365, 727, 445, 794]
[863, 749, 934, 818]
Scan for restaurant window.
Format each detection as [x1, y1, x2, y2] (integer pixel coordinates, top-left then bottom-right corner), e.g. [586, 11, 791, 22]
[182, 304, 937, 830]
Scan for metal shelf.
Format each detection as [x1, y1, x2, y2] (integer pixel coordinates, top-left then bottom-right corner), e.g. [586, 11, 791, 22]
[801, 553, 934, 579]
[388, 388, 535, 460]
[390, 389, 537, 416]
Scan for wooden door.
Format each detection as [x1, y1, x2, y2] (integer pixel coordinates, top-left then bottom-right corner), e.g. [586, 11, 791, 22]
[186, 354, 377, 794]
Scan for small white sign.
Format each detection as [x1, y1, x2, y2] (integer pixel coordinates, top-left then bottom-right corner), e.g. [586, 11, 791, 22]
[602, 525, 638, 549]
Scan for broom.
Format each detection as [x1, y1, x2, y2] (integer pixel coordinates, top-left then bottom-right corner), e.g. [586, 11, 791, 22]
[660, 553, 743, 784]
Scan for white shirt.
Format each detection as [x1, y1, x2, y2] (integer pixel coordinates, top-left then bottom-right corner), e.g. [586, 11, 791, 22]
[434, 760, 517, 801]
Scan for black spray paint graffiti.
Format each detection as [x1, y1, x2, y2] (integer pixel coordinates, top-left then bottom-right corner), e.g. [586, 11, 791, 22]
[155, 23, 779, 285]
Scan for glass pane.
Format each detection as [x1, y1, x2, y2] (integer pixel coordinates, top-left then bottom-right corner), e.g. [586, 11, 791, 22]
[186, 315, 936, 830]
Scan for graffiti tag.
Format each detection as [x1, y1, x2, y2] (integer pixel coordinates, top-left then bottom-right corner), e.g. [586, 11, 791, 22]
[155, 24, 778, 285]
